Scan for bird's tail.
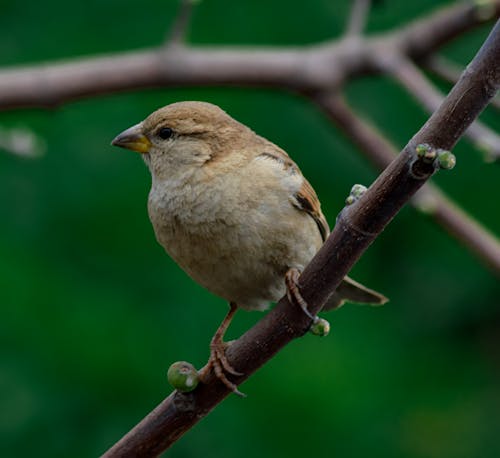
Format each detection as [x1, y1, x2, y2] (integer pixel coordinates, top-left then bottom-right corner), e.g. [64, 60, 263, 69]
[323, 276, 388, 311]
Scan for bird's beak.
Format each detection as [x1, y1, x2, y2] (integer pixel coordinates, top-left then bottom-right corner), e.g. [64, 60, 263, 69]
[111, 123, 152, 153]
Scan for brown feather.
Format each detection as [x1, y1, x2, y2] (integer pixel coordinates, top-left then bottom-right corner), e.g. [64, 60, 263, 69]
[293, 179, 330, 242]
[255, 147, 329, 242]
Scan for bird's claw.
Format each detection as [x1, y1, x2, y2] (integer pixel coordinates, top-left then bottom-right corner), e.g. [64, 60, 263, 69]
[285, 268, 319, 324]
[199, 340, 246, 397]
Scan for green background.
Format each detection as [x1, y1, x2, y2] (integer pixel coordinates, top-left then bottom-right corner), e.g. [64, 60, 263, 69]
[1, 1, 499, 457]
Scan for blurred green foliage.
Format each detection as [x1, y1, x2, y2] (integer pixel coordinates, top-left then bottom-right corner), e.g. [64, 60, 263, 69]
[1, 1, 499, 457]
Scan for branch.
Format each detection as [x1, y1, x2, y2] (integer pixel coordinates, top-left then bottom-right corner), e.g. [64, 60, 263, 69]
[345, 0, 371, 37]
[412, 185, 500, 274]
[399, 0, 500, 59]
[166, 0, 196, 46]
[0, 1, 497, 109]
[386, 56, 500, 161]
[312, 94, 500, 274]
[102, 19, 500, 458]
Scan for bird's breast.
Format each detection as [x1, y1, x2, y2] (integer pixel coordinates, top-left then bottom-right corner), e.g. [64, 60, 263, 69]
[147, 168, 322, 310]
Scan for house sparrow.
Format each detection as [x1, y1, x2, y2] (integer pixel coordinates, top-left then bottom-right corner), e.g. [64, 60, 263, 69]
[112, 101, 386, 395]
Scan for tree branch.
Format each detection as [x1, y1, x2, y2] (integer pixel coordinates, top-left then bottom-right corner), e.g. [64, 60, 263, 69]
[312, 93, 500, 274]
[102, 18, 500, 458]
[399, 0, 500, 59]
[0, 1, 497, 109]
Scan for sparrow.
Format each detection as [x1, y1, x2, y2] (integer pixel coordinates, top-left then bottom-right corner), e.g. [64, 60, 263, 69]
[111, 101, 387, 395]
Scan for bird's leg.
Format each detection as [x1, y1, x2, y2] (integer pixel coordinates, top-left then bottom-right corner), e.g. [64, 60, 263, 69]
[199, 302, 245, 397]
[285, 268, 318, 323]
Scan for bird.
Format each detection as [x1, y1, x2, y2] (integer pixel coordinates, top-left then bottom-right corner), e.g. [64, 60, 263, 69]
[111, 101, 387, 395]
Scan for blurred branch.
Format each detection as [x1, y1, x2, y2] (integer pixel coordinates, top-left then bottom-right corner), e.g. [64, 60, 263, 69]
[424, 54, 465, 83]
[166, 0, 196, 46]
[313, 93, 500, 273]
[102, 21, 500, 456]
[0, 1, 498, 109]
[345, 0, 371, 36]
[424, 54, 500, 111]
[386, 56, 500, 161]
[398, 0, 500, 59]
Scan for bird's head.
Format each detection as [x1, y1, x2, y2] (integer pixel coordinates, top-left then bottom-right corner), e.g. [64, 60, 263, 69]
[111, 101, 250, 180]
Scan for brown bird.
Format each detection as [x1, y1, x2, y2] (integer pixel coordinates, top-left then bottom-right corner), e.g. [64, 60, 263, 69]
[112, 101, 386, 395]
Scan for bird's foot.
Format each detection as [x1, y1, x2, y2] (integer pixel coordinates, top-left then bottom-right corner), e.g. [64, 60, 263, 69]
[285, 268, 319, 324]
[199, 338, 245, 397]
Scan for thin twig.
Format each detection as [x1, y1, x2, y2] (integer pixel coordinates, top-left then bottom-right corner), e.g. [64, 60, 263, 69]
[399, 0, 500, 59]
[424, 54, 463, 83]
[102, 19, 500, 458]
[345, 0, 371, 37]
[312, 93, 500, 274]
[166, 0, 195, 46]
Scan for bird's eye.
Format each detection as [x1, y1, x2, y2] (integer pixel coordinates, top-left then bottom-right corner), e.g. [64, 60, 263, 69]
[157, 127, 174, 139]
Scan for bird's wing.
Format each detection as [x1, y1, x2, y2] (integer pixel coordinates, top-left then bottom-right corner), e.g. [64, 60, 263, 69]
[253, 144, 387, 309]
[292, 178, 330, 242]
[254, 144, 330, 242]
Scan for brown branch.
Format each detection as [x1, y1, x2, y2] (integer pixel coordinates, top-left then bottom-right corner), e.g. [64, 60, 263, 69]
[312, 94, 500, 274]
[399, 0, 500, 59]
[102, 19, 500, 458]
[386, 56, 500, 161]
[0, 1, 498, 109]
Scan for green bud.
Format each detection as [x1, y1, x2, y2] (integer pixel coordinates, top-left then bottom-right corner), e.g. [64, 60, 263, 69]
[167, 361, 199, 392]
[415, 143, 431, 157]
[416, 143, 437, 163]
[345, 183, 367, 205]
[350, 184, 367, 198]
[310, 318, 330, 337]
[436, 149, 456, 170]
